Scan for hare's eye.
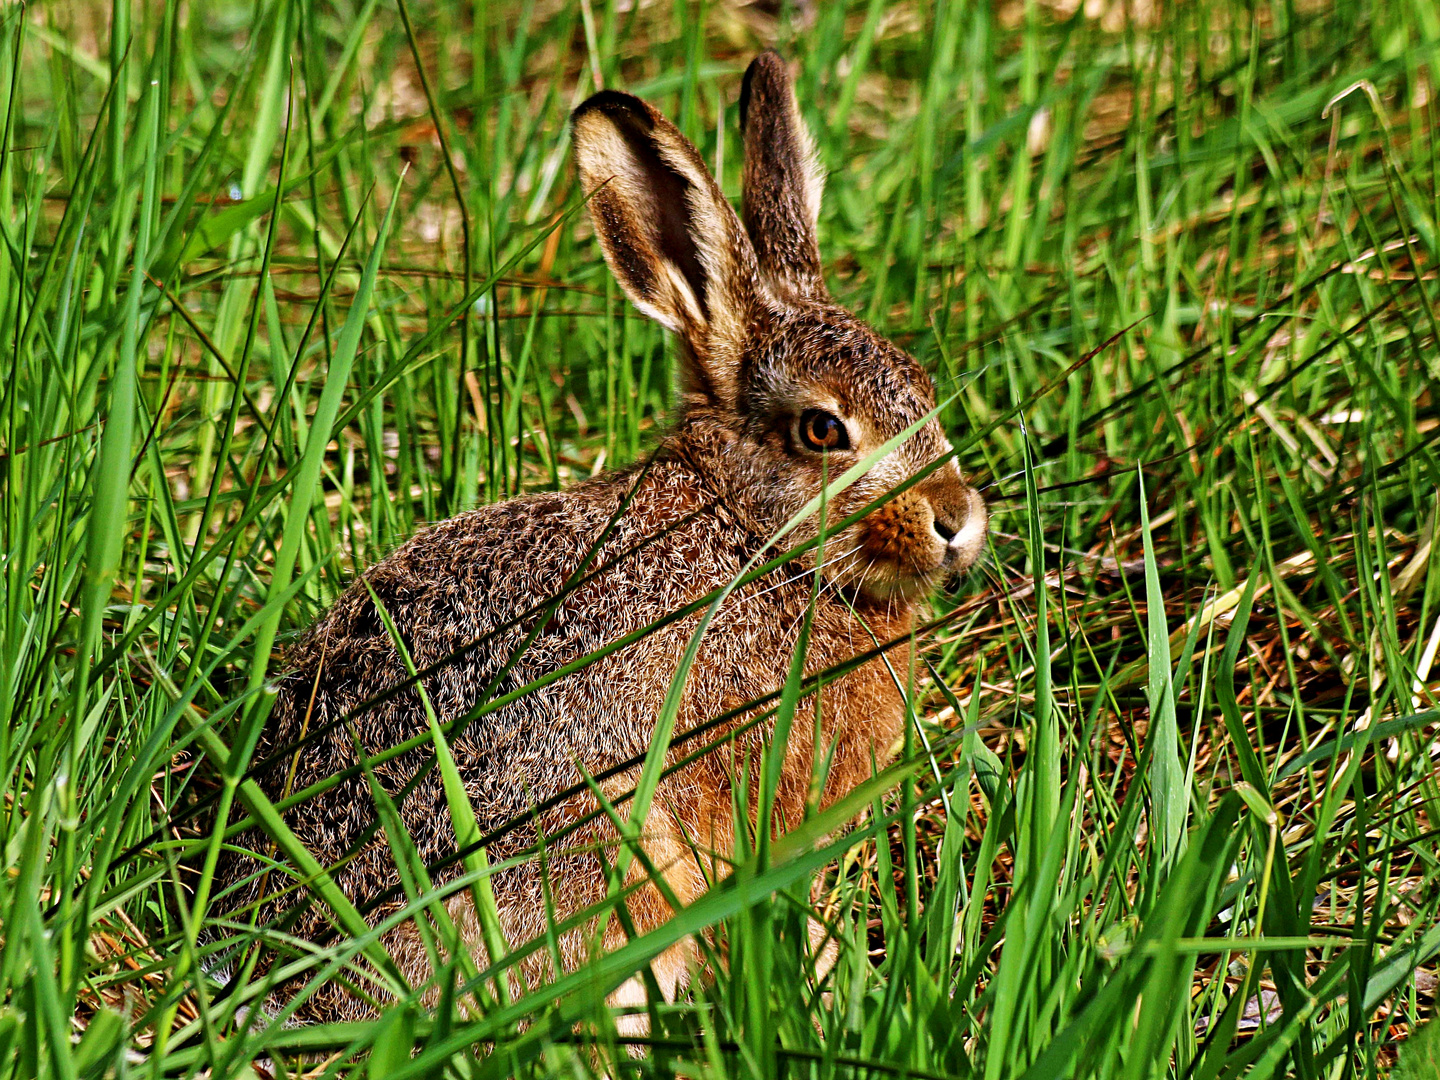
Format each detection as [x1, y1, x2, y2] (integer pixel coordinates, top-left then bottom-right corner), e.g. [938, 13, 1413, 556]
[798, 409, 850, 453]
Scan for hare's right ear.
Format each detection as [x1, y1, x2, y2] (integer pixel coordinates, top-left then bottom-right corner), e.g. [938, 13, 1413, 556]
[739, 52, 827, 300]
[572, 91, 758, 408]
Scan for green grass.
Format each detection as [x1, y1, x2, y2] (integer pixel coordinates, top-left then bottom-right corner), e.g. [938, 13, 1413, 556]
[2, 0, 1439, 1076]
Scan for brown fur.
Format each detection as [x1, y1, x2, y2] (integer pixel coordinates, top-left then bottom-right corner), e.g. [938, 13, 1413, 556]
[212, 52, 987, 1022]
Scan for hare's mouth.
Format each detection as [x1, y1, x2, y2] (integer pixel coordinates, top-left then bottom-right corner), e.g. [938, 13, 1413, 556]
[819, 487, 987, 605]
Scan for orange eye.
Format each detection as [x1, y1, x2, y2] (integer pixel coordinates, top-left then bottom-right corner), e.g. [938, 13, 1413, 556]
[798, 409, 850, 453]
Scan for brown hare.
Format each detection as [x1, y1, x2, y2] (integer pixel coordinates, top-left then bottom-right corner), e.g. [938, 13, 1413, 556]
[213, 51, 987, 1024]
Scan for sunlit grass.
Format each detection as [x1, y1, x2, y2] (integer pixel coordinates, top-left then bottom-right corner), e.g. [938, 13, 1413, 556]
[1, 0, 1437, 1077]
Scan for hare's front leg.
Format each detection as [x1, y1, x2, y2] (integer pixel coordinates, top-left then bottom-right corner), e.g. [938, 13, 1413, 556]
[603, 809, 714, 1037]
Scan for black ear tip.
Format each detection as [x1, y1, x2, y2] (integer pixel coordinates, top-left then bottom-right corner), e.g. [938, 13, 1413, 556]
[740, 51, 791, 130]
[748, 49, 789, 76]
[571, 89, 655, 133]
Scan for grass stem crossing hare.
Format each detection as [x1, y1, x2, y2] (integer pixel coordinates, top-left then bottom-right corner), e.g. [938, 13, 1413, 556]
[213, 50, 987, 1023]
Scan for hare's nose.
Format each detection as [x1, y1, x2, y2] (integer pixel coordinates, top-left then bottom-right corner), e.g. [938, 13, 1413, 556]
[932, 487, 988, 570]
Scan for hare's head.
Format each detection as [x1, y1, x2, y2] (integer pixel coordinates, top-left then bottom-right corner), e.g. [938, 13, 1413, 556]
[572, 53, 986, 604]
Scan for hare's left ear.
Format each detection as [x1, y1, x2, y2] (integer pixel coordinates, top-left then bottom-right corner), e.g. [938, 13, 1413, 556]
[740, 52, 828, 299]
[572, 91, 759, 409]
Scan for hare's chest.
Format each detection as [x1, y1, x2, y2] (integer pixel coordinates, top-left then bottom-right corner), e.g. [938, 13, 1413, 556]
[805, 621, 911, 806]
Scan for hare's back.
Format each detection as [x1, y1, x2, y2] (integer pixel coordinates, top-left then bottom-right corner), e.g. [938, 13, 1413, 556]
[256, 463, 743, 837]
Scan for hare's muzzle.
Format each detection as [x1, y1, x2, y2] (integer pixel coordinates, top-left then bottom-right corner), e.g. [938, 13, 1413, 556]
[845, 472, 987, 602]
[938, 489, 984, 576]
[931, 485, 988, 575]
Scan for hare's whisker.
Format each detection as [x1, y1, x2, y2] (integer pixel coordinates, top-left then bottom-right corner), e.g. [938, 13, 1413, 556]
[744, 546, 862, 603]
[774, 548, 868, 639]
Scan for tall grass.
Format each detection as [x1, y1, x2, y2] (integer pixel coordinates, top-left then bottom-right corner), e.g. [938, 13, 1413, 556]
[1, 0, 1437, 1076]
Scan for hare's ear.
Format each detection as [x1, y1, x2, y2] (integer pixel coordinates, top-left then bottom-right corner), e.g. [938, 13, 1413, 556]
[739, 52, 827, 299]
[572, 91, 757, 408]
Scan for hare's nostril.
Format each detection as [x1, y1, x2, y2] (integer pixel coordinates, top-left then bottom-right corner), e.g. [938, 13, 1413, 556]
[932, 513, 957, 543]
